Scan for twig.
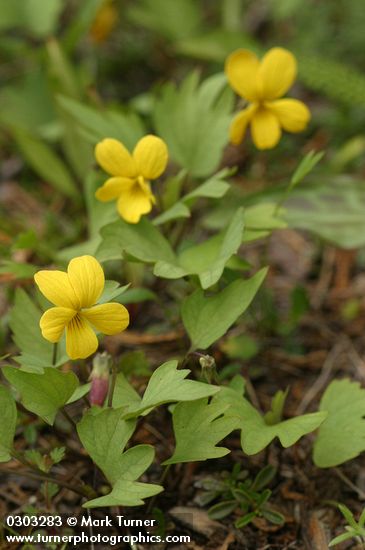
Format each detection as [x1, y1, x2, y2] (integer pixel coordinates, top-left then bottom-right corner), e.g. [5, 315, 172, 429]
[311, 246, 336, 310]
[333, 468, 365, 500]
[345, 336, 365, 382]
[296, 338, 345, 415]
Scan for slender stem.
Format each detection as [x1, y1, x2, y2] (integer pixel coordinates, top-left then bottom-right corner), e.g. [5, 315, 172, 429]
[11, 450, 36, 470]
[146, 464, 171, 514]
[1, 466, 96, 499]
[107, 361, 117, 408]
[82, 395, 90, 408]
[52, 342, 58, 366]
[61, 408, 77, 429]
[179, 348, 195, 369]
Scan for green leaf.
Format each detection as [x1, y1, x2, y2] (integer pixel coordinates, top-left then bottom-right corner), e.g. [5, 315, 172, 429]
[183, 168, 232, 201]
[182, 268, 267, 349]
[176, 29, 257, 62]
[0, 385, 17, 462]
[112, 373, 142, 410]
[77, 408, 162, 507]
[50, 447, 66, 464]
[208, 500, 237, 520]
[0, 70, 56, 136]
[13, 128, 78, 199]
[57, 95, 145, 150]
[202, 199, 287, 241]
[97, 217, 176, 264]
[220, 334, 259, 361]
[2, 367, 79, 425]
[0, 0, 63, 36]
[9, 288, 67, 372]
[242, 203, 287, 242]
[77, 408, 136, 483]
[118, 351, 151, 377]
[313, 379, 365, 467]
[285, 177, 365, 249]
[57, 171, 118, 261]
[63, 0, 105, 50]
[164, 398, 236, 464]
[329, 532, 357, 547]
[235, 512, 257, 528]
[124, 360, 219, 417]
[290, 150, 324, 188]
[261, 508, 285, 525]
[154, 208, 245, 289]
[46, 38, 81, 99]
[154, 72, 233, 177]
[66, 383, 91, 405]
[0, 261, 38, 280]
[359, 508, 365, 528]
[215, 385, 327, 455]
[264, 389, 289, 426]
[84, 445, 163, 508]
[98, 281, 130, 303]
[119, 288, 157, 304]
[337, 504, 359, 530]
[251, 465, 276, 491]
[127, 0, 200, 41]
[153, 202, 190, 225]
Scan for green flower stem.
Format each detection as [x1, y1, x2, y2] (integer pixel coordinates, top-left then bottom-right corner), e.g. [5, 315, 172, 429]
[52, 342, 58, 366]
[107, 360, 117, 408]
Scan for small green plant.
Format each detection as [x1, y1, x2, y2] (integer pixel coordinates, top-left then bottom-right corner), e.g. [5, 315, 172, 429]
[329, 504, 365, 547]
[196, 463, 285, 528]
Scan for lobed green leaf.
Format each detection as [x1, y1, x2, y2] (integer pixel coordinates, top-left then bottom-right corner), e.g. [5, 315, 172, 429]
[164, 398, 237, 464]
[181, 268, 267, 349]
[2, 367, 79, 425]
[313, 379, 365, 467]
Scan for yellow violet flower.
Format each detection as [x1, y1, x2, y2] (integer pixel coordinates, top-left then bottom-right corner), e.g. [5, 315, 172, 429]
[95, 135, 168, 224]
[225, 47, 311, 150]
[34, 255, 129, 360]
[90, 0, 118, 44]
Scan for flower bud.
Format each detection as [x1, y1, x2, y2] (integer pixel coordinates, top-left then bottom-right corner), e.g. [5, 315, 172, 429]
[89, 352, 111, 406]
[199, 354, 218, 384]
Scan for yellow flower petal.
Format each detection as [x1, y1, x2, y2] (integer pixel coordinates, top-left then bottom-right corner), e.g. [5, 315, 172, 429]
[67, 255, 105, 308]
[66, 315, 98, 360]
[258, 47, 297, 100]
[266, 98, 310, 133]
[133, 135, 168, 180]
[95, 138, 137, 178]
[82, 303, 129, 335]
[34, 270, 80, 309]
[95, 176, 134, 202]
[229, 105, 257, 145]
[251, 108, 281, 150]
[225, 49, 260, 102]
[116, 181, 154, 223]
[39, 307, 76, 343]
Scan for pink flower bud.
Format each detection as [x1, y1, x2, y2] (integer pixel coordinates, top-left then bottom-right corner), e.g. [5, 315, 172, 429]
[90, 377, 109, 406]
[89, 352, 111, 407]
